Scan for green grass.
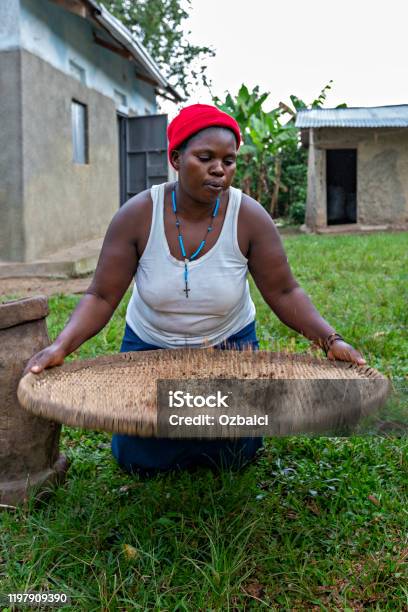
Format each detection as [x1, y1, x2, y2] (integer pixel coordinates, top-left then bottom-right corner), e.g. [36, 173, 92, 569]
[1, 232, 407, 610]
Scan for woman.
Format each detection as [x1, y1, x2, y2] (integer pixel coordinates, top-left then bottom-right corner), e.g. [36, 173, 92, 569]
[26, 104, 366, 476]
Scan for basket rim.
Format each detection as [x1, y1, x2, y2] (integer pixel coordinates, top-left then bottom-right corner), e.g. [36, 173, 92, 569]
[17, 350, 391, 436]
[20, 349, 388, 380]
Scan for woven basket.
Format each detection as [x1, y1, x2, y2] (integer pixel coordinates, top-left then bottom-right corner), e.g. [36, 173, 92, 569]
[17, 350, 390, 437]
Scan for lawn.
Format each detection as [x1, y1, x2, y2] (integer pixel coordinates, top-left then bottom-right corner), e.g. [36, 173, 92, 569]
[1, 232, 407, 610]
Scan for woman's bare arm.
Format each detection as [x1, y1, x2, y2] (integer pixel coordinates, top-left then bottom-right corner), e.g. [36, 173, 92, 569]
[242, 196, 365, 363]
[26, 192, 150, 373]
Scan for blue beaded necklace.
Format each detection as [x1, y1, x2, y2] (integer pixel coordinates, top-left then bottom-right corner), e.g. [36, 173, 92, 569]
[171, 187, 220, 298]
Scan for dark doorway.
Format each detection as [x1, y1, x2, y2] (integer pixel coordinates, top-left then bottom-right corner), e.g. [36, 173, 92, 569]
[117, 113, 168, 206]
[326, 149, 357, 224]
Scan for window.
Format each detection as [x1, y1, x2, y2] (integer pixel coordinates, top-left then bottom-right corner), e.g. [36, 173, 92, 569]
[71, 100, 88, 164]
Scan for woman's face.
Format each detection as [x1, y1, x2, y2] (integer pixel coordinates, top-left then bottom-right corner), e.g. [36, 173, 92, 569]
[171, 127, 237, 204]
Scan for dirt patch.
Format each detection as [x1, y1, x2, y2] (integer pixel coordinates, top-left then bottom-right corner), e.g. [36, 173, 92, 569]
[0, 276, 93, 300]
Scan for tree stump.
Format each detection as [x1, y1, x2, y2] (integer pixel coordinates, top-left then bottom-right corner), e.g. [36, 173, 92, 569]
[0, 296, 67, 506]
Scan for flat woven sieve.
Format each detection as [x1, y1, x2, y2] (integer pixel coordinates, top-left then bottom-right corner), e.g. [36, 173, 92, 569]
[17, 350, 390, 436]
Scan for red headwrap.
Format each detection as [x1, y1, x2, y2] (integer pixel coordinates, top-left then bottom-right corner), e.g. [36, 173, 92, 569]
[167, 104, 241, 168]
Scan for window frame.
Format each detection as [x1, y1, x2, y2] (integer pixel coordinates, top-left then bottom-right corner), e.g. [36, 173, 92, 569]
[71, 99, 89, 165]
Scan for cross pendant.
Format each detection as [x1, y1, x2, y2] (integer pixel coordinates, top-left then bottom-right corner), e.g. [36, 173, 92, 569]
[183, 258, 190, 298]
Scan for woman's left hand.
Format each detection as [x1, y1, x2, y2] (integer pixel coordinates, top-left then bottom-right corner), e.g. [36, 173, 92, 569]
[327, 340, 366, 365]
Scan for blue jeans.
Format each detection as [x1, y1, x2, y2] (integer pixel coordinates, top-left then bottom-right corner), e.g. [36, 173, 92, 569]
[111, 321, 264, 476]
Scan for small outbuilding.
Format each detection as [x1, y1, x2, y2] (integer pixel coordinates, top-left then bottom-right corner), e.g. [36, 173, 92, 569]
[295, 105, 408, 233]
[0, 0, 181, 264]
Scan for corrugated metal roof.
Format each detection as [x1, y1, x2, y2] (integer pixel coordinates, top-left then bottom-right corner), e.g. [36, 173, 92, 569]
[52, 0, 182, 102]
[295, 105, 408, 128]
[95, 5, 183, 101]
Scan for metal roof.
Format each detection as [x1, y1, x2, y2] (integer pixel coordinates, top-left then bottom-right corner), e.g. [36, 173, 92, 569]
[51, 0, 182, 102]
[295, 105, 408, 128]
[94, 5, 182, 101]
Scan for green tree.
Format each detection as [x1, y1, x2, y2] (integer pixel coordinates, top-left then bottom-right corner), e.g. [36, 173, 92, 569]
[279, 80, 347, 119]
[214, 85, 298, 216]
[278, 146, 308, 223]
[277, 81, 347, 222]
[106, 0, 214, 99]
[214, 82, 346, 222]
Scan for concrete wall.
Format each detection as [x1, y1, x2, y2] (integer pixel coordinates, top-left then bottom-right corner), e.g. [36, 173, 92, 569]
[0, 50, 25, 260]
[21, 50, 120, 260]
[306, 127, 408, 229]
[0, 0, 157, 116]
[0, 0, 161, 261]
[305, 130, 326, 228]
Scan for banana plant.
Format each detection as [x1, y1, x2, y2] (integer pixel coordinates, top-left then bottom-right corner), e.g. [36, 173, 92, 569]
[214, 81, 346, 217]
[214, 86, 298, 215]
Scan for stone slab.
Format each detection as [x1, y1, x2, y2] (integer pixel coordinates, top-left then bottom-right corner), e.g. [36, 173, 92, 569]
[0, 237, 103, 279]
[0, 295, 48, 329]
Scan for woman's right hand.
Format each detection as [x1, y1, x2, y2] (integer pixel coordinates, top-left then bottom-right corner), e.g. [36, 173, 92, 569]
[24, 344, 66, 376]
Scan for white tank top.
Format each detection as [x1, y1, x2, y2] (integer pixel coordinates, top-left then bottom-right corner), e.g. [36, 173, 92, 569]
[125, 182, 256, 348]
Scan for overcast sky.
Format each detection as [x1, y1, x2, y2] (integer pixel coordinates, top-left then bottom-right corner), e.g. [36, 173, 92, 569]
[164, 0, 408, 117]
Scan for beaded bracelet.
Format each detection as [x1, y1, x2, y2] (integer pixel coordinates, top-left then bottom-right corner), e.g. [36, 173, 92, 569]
[320, 332, 344, 355]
